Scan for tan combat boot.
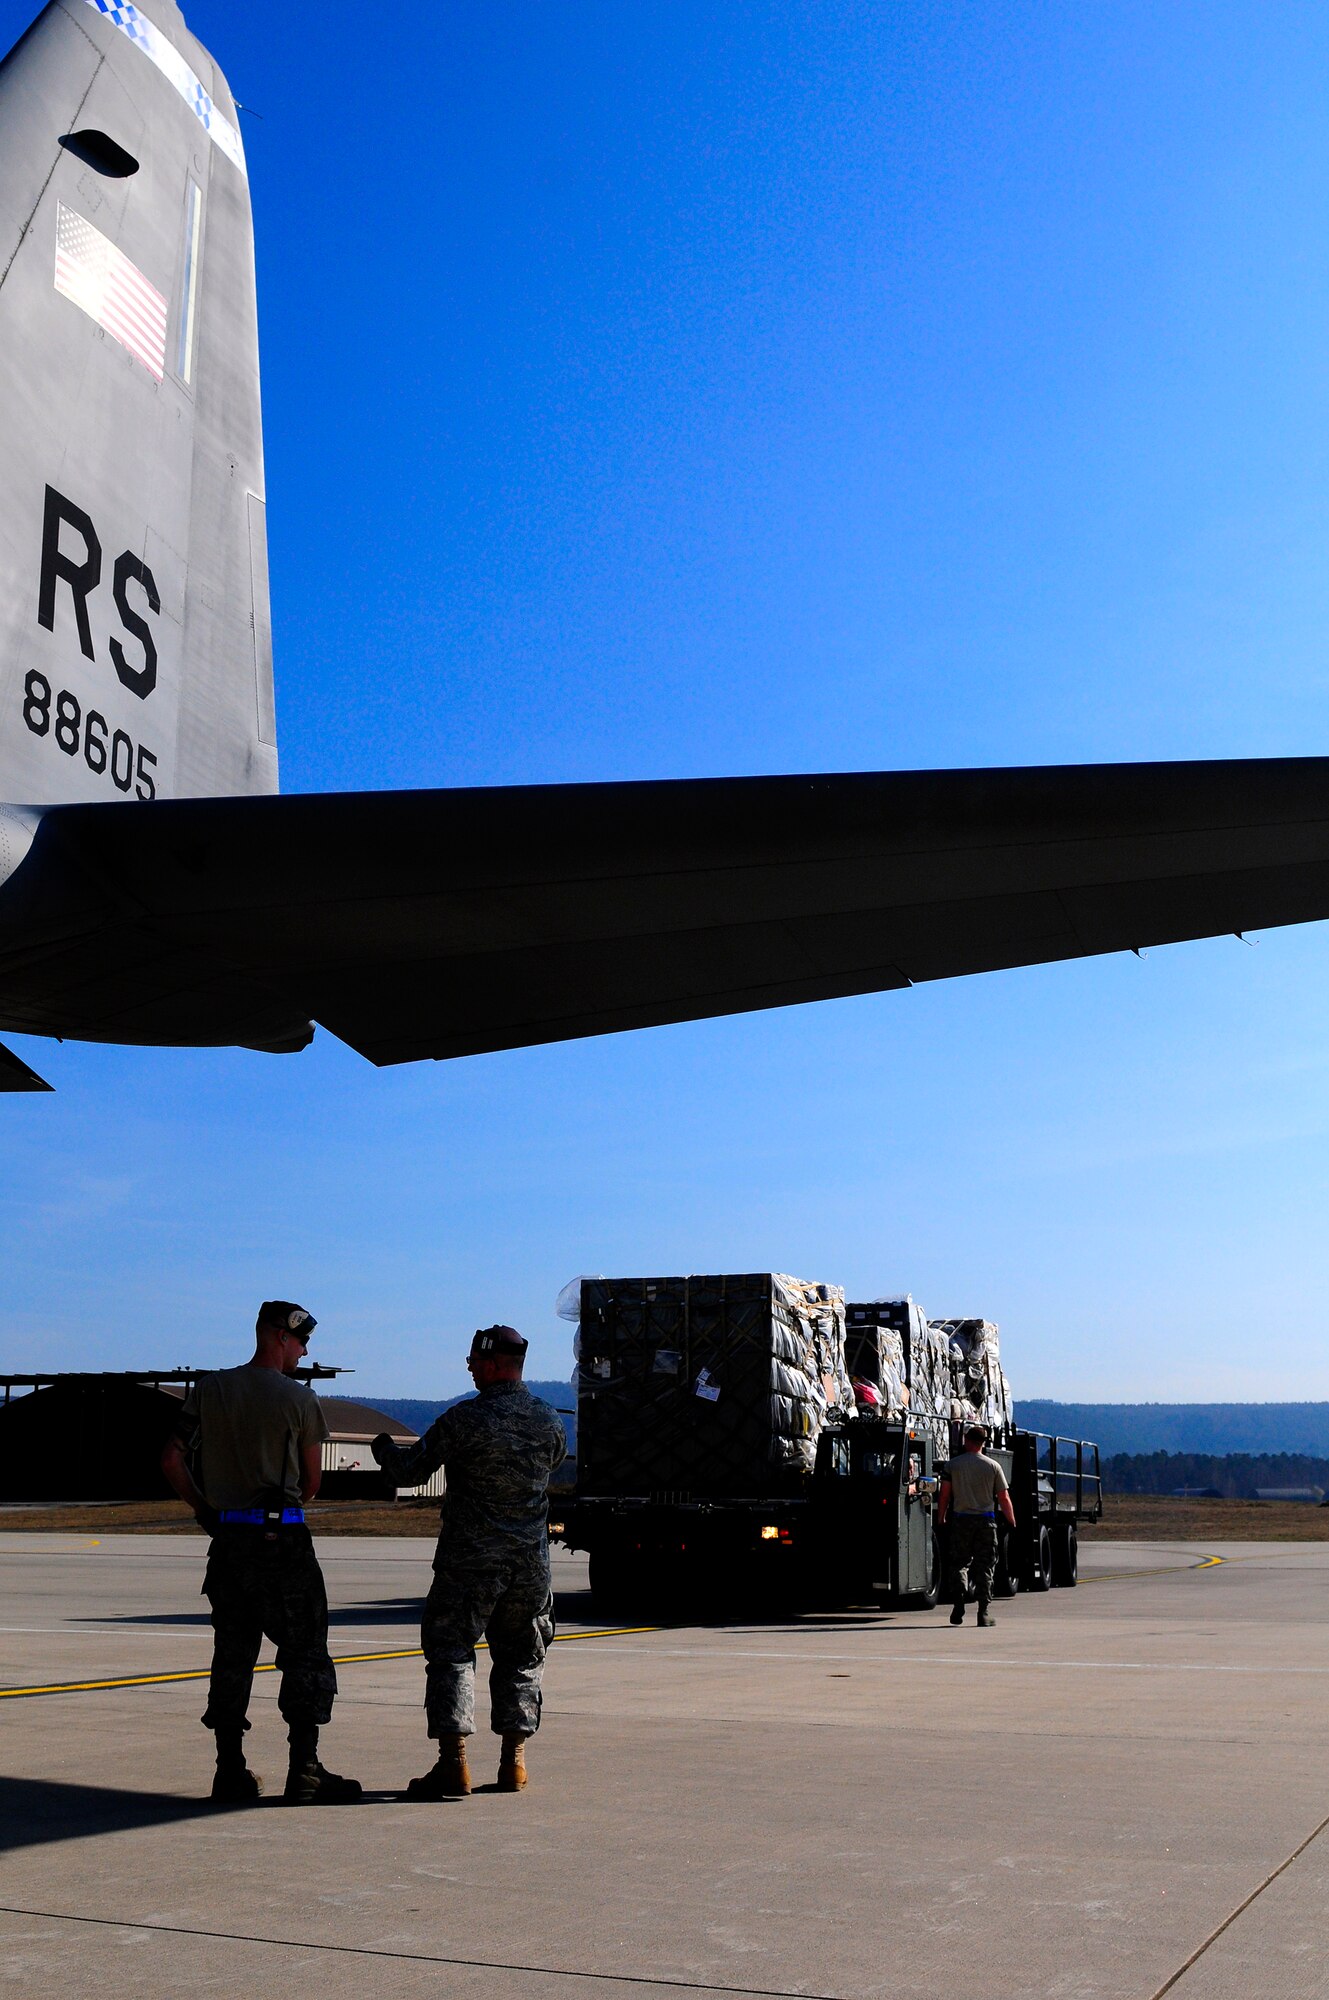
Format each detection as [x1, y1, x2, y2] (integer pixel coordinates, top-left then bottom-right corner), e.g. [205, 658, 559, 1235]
[497, 1732, 529, 1792]
[405, 1732, 472, 1800]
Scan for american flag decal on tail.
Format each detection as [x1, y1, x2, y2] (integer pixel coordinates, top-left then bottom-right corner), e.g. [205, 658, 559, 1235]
[54, 204, 167, 381]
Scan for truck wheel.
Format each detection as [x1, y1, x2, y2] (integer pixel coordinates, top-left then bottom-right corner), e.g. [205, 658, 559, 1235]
[1031, 1523, 1053, 1592]
[1052, 1521, 1078, 1587]
[994, 1530, 1021, 1597]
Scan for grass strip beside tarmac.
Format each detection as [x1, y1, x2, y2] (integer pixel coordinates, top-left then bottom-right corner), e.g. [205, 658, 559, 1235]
[1079, 1494, 1329, 1540]
[3, 1493, 1329, 1540]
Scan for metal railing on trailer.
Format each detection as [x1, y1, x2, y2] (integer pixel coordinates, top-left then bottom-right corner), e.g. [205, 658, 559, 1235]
[1027, 1433, 1104, 1523]
[987, 1431, 1102, 1594]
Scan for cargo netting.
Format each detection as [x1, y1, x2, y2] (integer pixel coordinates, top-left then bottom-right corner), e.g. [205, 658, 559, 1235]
[572, 1273, 853, 1498]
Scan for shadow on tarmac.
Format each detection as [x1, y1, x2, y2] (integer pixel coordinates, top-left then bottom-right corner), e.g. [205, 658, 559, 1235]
[555, 1584, 897, 1633]
[0, 1774, 223, 1852]
[0, 1775, 412, 1851]
[72, 1598, 428, 1629]
[71, 1590, 901, 1637]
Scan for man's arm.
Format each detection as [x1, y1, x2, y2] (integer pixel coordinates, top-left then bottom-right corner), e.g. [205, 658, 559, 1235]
[997, 1487, 1016, 1530]
[937, 1478, 952, 1526]
[372, 1411, 453, 1488]
[160, 1434, 217, 1532]
[300, 1442, 323, 1503]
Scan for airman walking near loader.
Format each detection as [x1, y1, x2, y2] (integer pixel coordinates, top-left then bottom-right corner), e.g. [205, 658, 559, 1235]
[160, 1301, 361, 1805]
[938, 1422, 1016, 1628]
[372, 1325, 567, 1798]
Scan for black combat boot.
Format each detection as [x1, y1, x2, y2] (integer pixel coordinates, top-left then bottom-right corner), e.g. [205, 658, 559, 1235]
[210, 1724, 261, 1805]
[949, 1601, 965, 1625]
[283, 1723, 363, 1805]
[977, 1605, 996, 1628]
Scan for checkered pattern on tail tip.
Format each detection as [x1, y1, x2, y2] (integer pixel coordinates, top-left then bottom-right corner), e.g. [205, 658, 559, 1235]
[78, 0, 246, 175]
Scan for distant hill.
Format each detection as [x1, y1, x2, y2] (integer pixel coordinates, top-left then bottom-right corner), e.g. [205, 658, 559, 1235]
[339, 1394, 1329, 1467]
[346, 1382, 577, 1453]
[1017, 1402, 1329, 1456]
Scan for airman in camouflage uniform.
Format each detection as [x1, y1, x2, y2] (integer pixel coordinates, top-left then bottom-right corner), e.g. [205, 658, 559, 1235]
[372, 1325, 566, 1798]
[161, 1301, 361, 1806]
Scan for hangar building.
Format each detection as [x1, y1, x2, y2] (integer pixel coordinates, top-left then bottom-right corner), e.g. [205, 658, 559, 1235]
[0, 1372, 441, 1503]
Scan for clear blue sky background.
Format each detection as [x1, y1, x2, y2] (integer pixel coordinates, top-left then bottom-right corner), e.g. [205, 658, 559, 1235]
[4, 0, 1329, 1402]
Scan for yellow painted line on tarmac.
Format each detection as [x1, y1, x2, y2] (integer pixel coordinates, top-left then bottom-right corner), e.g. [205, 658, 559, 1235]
[0, 1625, 660, 1703]
[1080, 1550, 1223, 1583]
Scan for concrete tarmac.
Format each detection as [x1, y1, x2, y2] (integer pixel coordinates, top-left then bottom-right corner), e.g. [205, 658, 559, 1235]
[1, 1532, 1327, 1999]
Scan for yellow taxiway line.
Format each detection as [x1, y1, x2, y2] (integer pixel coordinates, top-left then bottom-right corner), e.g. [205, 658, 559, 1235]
[1080, 1550, 1223, 1583]
[0, 1625, 660, 1702]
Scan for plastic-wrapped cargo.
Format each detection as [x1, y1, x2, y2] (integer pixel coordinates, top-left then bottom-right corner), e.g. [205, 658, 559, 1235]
[574, 1273, 853, 1498]
[844, 1302, 909, 1410]
[846, 1298, 921, 1408]
[931, 1317, 1014, 1436]
[908, 1322, 956, 1433]
[845, 1299, 951, 1457]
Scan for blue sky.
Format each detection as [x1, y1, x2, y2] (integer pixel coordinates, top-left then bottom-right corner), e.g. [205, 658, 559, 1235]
[5, 0, 1329, 1401]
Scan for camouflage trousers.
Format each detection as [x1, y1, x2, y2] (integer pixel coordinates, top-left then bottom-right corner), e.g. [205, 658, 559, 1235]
[946, 1515, 998, 1610]
[200, 1525, 337, 1733]
[422, 1541, 554, 1738]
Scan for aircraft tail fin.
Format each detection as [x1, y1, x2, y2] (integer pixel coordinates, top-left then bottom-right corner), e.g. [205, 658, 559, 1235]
[0, 0, 276, 808]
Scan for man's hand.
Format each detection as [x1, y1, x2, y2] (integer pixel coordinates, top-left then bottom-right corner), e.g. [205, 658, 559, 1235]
[370, 1433, 395, 1465]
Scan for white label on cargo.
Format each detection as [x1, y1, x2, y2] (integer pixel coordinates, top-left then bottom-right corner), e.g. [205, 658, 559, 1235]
[694, 1368, 721, 1402]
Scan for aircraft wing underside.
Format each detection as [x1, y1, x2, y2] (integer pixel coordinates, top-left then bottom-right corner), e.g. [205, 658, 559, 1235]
[2, 755, 1329, 1081]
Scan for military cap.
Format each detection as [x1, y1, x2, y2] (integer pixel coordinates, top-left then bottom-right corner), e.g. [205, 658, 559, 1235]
[469, 1324, 528, 1358]
[259, 1300, 317, 1339]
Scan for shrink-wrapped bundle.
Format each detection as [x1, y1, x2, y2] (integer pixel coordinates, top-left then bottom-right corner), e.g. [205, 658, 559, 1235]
[931, 1318, 1012, 1440]
[845, 1308, 908, 1410]
[845, 1298, 950, 1458]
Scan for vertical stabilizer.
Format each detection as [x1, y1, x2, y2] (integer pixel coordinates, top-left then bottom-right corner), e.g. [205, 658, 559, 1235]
[0, 0, 276, 805]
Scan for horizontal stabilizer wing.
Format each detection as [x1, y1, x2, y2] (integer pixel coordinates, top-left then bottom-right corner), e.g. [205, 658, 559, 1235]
[0, 1039, 53, 1091]
[2, 757, 1329, 1064]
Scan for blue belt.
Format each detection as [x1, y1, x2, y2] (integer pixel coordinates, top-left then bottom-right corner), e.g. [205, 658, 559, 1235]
[955, 1510, 996, 1519]
[217, 1507, 304, 1526]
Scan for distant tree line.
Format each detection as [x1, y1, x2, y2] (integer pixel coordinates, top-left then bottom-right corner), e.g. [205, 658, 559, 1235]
[1018, 1402, 1329, 1456]
[1103, 1451, 1329, 1497]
